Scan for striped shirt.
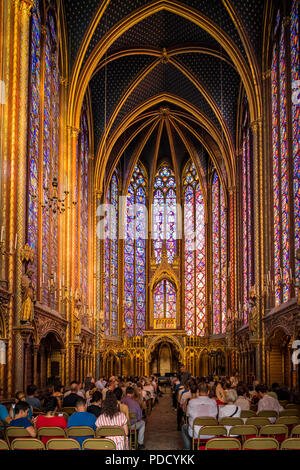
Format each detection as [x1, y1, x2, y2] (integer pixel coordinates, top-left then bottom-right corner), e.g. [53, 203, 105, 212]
[95, 412, 128, 450]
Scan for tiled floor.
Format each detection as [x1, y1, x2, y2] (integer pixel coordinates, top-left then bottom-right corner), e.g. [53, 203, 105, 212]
[144, 388, 183, 450]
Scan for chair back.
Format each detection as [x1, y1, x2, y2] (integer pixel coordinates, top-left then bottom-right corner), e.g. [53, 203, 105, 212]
[129, 412, 136, 423]
[55, 412, 69, 421]
[259, 424, 288, 439]
[67, 426, 95, 438]
[257, 410, 278, 418]
[219, 417, 243, 426]
[0, 439, 9, 450]
[198, 425, 227, 437]
[285, 404, 300, 410]
[276, 416, 300, 427]
[279, 400, 289, 408]
[193, 417, 218, 428]
[6, 427, 30, 441]
[82, 438, 116, 450]
[37, 426, 66, 438]
[62, 407, 75, 416]
[229, 424, 258, 441]
[280, 409, 300, 417]
[243, 437, 279, 450]
[280, 438, 300, 450]
[46, 438, 81, 450]
[11, 438, 45, 450]
[96, 426, 126, 448]
[205, 437, 241, 450]
[241, 410, 255, 419]
[291, 424, 300, 437]
[245, 417, 270, 427]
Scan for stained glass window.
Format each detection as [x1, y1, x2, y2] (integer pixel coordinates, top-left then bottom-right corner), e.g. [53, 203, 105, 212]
[271, 11, 294, 306]
[291, 0, 300, 280]
[241, 113, 253, 324]
[104, 172, 119, 336]
[78, 110, 89, 305]
[124, 164, 147, 337]
[212, 172, 227, 334]
[153, 165, 177, 264]
[28, 4, 59, 309]
[183, 162, 206, 336]
[28, 0, 41, 280]
[153, 279, 176, 322]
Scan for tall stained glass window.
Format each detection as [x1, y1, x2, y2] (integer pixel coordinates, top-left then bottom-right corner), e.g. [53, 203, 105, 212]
[153, 279, 176, 325]
[28, 4, 60, 309]
[212, 172, 226, 335]
[241, 112, 253, 324]
[291, 0, 300, 280]
[79, 110, 89, 305]
[124, 164, 147, 337]
[28, 0, 41, 272]
[152, 165, 177, 264]
[271, 5, 300, 305]
[183, 162, 206, 336]
[104, 172, 119, 336]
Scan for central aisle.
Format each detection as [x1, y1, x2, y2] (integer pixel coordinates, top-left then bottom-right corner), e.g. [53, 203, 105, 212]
[144, 389, 183, 450]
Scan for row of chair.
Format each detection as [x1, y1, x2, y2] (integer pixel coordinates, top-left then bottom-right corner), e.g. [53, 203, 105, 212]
[203, 437, 300, 450]
[0, 437, 116, 450]
[191, 423, 300, 450]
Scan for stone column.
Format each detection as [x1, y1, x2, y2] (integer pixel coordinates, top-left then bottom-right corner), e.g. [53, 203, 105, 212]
[60, 349, 66, 386]
[33, 345, 39, 386]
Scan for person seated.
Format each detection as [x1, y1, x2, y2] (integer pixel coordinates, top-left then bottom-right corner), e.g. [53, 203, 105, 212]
[235, 384, 250, 410]
[67, 397, 96, 447]
[183, 383, 198, 414]
[181, 383, 218, 450]
[256, 384, 283, 422]
[87, 390, 102, 418]
[63, 383, 81, 407]
[218, 389, 241, 435]
[114, 387, 129, 422]
[215, 379, 227, 405]
[96, 391, 128, 450]
[35, 397, 67, 444]
[25, 384, 42, 410]
[102, 379, 117, 401]
[10, 391, 33, 421]
[9, 401, 36, 437]
[0, 388, 11, 428]
[52, 384, 64, 410]
[121, 386, 145, 450]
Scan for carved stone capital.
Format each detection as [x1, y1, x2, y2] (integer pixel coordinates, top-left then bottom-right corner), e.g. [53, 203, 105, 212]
[19, 0, 33, 15]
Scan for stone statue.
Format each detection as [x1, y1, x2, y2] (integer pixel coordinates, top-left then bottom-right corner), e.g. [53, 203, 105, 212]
[248, 285, 258, 336]
[20, 269, 35, 324]
[121, 320, 127, 347]
[99, 310, 105, 338]
[73, 289, 82, 338]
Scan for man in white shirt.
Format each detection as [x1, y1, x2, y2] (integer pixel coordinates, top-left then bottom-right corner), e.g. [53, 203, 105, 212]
[256, 384, 283, 423]
[181, 383, 218, 450]
[95, 377, 106, 390]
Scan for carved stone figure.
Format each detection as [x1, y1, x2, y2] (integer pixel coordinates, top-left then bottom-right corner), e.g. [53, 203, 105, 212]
[248, 286, 258, 336]
[73, 289, 82, 338]
[99, 310, 105, 338]
[20, 269, 35, 324]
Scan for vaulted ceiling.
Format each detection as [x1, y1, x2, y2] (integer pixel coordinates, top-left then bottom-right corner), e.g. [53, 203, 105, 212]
[63, 0, 267, 191]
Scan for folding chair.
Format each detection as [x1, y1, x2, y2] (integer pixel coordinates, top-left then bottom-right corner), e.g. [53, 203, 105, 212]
[257, 410, 278, 420]
[191, 418, 218, 450]
[279, 400, 289, 408]
[55, 412, 69, 421]
[62, 407, 75, 416]
[0, 439, 9, 450]
[285, 404, 300, 411]
[6, 426, 31, 444]
[280, 438, 300, 450]
[82, 438, 116, 450]
[229, 425, 258, 444]
[291, 424, 300, 437]
[46, 438, 81, 450]
[243, 437, 279, 450]
[11, 438, 45, 450]
[96, 426, 127, 449]
[280, 409, 300, 417]
[205, 437, 241, 450]
[245, 417, 270, 429]
[37, 426, 66, 440]
[128, 412, 137, 450]
[196, 425, 227, 450]
[219, 417, 244, 427]
[276, 416, 300, 434]
[259, 424, 288, 443]
[241, 410, 256, 419]
[66, 426, 95, 439]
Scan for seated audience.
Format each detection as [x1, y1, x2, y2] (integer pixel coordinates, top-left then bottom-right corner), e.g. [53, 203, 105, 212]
[102, 379, 117, 401]
[10, 391, 33, 421]
[182, 383, 218, 450]
[9, 401, 36, 437]
[67, 397, 96, 447]
[96, 391, 128, 450]
[26, 384, 42, 410]
[52, 384, 64, 410]
[121, 386, 145, 450]
[235, 384, 250, 410]
[256, 384, 283, 422]
[0, 388, 11, 427]
[114, 387, 129, 422]
[87, 390, 102, 418]
[63, 382, 81, 407]
[218, 389, 241, 435]
[35, 397, 67, 444]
